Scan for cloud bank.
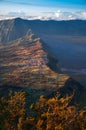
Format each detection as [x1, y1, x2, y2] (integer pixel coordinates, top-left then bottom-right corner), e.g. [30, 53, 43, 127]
[0, 10, 86, 21]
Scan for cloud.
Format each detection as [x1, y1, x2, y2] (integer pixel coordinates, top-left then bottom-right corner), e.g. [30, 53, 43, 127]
[8, 11, 26, 17]
[0, 10, 86, 21]
[79, 12, 86, 19]
[48, 10, 86, 20]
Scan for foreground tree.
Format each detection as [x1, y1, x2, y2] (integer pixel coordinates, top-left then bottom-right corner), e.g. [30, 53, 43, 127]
[31, 95, 86, 130]
[0, 91, 86, 130]
[0, 91, 26, 130]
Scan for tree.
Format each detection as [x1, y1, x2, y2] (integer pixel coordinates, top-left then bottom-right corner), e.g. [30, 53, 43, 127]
[0, 91, 86, 130]
[30, 95, 86, 130]
[0, 91, 26, 130]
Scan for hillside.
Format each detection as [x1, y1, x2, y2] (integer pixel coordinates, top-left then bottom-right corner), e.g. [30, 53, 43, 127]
[0, 18, 86, 44]
[0, 18, 85, 108]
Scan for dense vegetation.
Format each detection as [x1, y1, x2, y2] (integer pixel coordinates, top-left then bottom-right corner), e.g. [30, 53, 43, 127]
[0, 91, 86, 130]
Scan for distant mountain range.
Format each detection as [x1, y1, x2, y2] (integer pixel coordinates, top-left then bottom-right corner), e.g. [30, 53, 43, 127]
[0, 18, 86, 108]
[0, 18, 86, 45]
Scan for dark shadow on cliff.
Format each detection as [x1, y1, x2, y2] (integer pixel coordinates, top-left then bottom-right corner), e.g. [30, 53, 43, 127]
[58, 77, 85, 106]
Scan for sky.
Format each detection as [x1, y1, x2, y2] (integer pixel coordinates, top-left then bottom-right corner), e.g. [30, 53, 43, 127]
[0, 0, 86, 20]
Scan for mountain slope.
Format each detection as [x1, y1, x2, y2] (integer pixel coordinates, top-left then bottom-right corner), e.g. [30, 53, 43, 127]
[26, 19, 86, 36]
[0, 18, 85, 108]
[0, 32, 59, 87]
[0, 18, 30, 44]
[0, 18, 86, 44]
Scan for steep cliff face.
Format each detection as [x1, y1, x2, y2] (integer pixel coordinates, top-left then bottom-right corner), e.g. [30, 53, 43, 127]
[0, 32, 59, 88]
[0, 18, 30, 44]
[0, 18, 85, 107]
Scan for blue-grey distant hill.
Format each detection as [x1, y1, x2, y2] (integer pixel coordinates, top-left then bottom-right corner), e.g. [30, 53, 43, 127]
[0, 18, 86, 44]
